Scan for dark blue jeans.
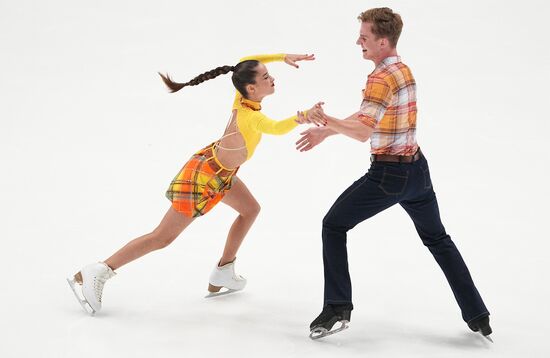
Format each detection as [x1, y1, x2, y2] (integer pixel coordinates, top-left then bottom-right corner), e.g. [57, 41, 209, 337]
[322, 152, 489, 322]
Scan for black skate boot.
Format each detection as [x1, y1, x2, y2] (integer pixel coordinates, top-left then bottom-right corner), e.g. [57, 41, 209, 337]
[468, 315, 493, 343]
[309, 304, 353, 340]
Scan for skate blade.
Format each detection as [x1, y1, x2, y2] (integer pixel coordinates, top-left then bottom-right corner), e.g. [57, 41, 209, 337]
[204, 288, 239, 298]
[309, 320, 349, 340]
[66, 278, 96, 316]
[482, 334, 494, 343]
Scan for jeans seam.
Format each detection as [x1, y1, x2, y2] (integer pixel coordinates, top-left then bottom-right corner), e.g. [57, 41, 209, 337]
[422, 167, 432, 189]
[327, 175, 369, 216]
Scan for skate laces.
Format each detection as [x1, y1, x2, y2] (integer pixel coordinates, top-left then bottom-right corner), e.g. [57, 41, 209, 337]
[230, 265, 245, 281]
[93, 268, 115, 302]
[218, 260, 245, 281]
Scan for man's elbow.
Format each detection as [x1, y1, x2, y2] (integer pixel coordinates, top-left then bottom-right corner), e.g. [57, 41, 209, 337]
[358, 128, 372, 142]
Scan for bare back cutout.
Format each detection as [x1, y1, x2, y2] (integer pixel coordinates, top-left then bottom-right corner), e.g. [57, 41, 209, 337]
[212, 109, 249, 169]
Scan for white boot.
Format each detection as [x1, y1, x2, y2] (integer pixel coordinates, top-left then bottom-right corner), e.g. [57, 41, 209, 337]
[67, 262, 116, 315]
[206, 259, 246, 297]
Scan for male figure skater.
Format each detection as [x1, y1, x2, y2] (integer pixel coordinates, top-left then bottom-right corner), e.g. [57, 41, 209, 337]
[297, 8, 492, 341]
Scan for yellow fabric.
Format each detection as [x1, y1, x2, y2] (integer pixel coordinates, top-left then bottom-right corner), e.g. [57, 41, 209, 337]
[231, 54, 300, 160]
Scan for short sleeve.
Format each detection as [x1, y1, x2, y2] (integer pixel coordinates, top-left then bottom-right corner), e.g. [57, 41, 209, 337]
[358, 77, 392, 128]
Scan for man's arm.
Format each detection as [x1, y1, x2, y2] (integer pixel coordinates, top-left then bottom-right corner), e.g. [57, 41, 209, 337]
[318, 111, 359, 138]
[324, 112, 374, 142]
[298, 73, 391, 150]
[296, 111, 373, 151]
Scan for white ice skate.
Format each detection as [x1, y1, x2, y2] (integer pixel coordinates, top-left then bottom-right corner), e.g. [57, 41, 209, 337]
[66, 262, 116, 315]
[205, 259, 246, 298]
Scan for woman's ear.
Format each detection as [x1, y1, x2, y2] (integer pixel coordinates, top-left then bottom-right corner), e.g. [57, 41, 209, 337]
[246, 83, 255, 96]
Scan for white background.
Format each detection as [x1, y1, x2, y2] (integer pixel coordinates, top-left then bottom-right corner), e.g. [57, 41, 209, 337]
[1, 0, 549, 357]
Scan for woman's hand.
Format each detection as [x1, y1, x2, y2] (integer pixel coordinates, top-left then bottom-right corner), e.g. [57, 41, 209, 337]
[295, 101, 326, 126]
[284, 54, 315, 68]
[295, 111, 308, 124]
[307, 101, 327, 126]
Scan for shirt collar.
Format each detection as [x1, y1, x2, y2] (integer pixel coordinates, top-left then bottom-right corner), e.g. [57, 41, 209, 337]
[376, 55, 401, 69]
[241, 97, 262, 111]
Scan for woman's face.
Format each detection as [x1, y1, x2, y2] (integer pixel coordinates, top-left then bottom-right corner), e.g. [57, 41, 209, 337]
[246, 63, 275, 100]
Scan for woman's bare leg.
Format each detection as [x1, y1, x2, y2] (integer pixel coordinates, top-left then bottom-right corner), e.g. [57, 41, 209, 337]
[104, 206, 194, 270]
[219, 177, 261, 266]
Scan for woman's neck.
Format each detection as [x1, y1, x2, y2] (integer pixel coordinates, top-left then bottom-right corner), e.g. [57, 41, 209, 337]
[247, 94, 264, 103]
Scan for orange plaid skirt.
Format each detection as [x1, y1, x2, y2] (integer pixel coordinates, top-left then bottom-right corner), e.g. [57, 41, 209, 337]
[166, 143, 239, 218]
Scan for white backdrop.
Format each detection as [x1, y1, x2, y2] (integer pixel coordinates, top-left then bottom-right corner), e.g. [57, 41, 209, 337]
[1, 0, 549, 357]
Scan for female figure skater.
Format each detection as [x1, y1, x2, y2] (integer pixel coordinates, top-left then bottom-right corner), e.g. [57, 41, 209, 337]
[67, 53, 323, 315]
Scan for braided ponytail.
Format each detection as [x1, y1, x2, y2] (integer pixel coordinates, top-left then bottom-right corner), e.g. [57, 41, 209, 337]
[159, 65, 233, 93]
[160, 60, 261, 99]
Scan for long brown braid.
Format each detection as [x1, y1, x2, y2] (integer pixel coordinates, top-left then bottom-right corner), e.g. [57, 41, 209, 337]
[159, 59, 260, 99]
[158, 65, 234, 93]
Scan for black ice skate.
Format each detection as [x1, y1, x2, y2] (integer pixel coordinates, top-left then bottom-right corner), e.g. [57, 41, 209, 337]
[468, 315, 493, 343]
[309, 304, 353, 340]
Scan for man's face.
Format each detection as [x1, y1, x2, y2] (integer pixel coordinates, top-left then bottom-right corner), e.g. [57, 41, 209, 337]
[356, 22, 383, 61]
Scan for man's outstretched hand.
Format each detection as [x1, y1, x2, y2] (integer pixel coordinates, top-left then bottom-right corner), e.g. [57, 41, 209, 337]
[296, 127, 329, 152]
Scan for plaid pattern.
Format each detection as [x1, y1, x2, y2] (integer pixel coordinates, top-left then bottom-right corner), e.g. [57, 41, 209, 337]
[166, 144, 238, 218]
[358, 56, 419, 156]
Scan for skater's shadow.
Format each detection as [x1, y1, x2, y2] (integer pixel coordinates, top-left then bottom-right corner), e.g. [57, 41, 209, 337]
[303, 321, 491, 351]
[393, 330, 491, 349]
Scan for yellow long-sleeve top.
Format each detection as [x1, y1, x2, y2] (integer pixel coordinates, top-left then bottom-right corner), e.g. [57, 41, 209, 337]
[231, 54, 301, 160]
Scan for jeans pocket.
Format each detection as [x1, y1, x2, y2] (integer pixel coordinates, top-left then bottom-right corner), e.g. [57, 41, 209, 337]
[378, 168, 409, 195]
